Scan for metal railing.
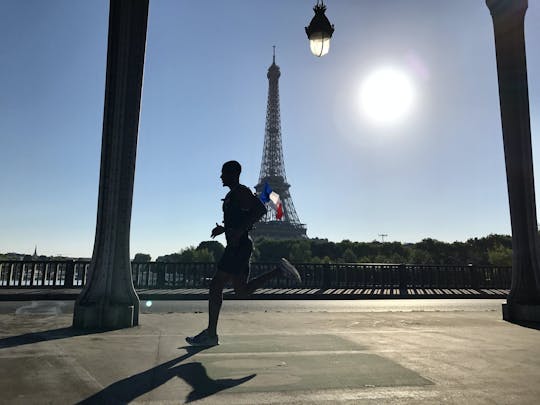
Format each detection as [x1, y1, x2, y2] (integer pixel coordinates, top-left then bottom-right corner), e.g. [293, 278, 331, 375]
[0, 260, 511, 290]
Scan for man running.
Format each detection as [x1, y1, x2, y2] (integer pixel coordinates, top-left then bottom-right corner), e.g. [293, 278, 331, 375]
[186, 160, 301, 346]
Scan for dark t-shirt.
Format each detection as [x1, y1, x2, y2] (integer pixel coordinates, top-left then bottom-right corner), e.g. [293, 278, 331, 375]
[222, 184, 255, 242]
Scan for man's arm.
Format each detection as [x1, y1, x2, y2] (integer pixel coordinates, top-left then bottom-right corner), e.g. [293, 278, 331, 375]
[211, 223, 225, 238]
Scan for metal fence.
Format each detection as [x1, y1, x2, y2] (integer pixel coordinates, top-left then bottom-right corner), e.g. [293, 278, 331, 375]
[0, 260, 511, 290]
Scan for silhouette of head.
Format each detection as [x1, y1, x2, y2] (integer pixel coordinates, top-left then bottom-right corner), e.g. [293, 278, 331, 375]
[221, 160, 241, 187]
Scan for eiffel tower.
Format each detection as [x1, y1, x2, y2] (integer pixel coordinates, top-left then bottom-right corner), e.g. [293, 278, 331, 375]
[251, 48, 307, 240]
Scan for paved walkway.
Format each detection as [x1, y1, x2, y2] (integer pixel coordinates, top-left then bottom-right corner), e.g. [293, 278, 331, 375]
[0, 299, 538, 404]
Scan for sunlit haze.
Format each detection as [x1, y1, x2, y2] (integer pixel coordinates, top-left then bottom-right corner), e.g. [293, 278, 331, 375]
[359, 67, 415, 126]
[2, 0, 540, 259]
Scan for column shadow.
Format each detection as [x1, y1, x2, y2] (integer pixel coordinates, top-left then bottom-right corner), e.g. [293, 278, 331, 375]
[0, 327, 102, 350]
[78, 346, 256, 404]
[507, 320, 540, 331]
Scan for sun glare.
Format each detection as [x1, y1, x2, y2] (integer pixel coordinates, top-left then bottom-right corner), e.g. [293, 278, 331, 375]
[359, 67, 415, 126]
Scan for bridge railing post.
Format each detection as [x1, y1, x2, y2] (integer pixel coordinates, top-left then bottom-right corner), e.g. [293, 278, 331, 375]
[64, 261, 75, 288]
[469, 264, 479, 290]
[322, 264, 332, 289]
[156, 262, 165, 288]
[398, 264, 408, 295]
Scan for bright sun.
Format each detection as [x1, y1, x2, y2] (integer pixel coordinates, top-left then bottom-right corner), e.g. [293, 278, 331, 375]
[359, 67, 415, 126]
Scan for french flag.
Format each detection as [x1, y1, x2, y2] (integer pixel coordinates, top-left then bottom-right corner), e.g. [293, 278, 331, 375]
[259, 182, 284, 220]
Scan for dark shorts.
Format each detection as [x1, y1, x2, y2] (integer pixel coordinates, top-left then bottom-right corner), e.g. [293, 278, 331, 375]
[217, 237, 253, 276]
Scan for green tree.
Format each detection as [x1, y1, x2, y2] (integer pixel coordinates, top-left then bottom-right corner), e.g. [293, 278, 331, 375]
[487, 243, 512, 266]
[197, 241, 224, 262]
[156, 253, 182, 262]
[340, 248, 357, 263]
[156, 245, 215, 263]
[289, 240, 312, 263]
[311, 255, 333, 264]
[179, 247, 197, 262]
[133, 253, 151, 262]
[311, 240, 340, 261]
[407, 248, 433, 264]
[416, 238, 451, 264]
[192, 248, 214, 262]
[373, 254, 395, 263]
[254, 239, 292, 262]
[152, 234, 514, 266]
[389, 252, 406, 263]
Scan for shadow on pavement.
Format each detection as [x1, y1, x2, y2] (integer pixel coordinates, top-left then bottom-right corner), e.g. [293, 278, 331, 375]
[78, 346, 256, 404]
[509, 320, 540, 331]
[0, 327, 103, 349]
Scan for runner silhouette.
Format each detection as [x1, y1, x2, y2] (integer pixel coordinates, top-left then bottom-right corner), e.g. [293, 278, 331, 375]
[186, 160, 301, 346]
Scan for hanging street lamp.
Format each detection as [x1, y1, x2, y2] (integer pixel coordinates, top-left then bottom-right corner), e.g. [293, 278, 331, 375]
[305, 0, 335, 57]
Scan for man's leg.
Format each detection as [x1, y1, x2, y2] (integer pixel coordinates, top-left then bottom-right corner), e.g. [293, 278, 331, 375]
[207, 270, 230, 338]
[186, 270, 230, 346]
[232, 259, 302, 297]
[188, 258, 302, 345]
[231, 267, 280, 298]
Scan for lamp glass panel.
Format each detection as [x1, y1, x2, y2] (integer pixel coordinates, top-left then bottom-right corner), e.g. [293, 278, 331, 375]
[309, 32, 330, 57]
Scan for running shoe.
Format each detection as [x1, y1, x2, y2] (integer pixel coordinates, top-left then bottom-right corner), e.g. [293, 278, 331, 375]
[279, 258, 302, 283]
[185, 329, 219, 346]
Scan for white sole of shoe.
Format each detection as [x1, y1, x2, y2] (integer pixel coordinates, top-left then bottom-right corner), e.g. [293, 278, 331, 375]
[280, 259, 302, 283]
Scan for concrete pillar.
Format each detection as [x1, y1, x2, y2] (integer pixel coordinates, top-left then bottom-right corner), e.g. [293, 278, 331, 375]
[73, 0, 149, 329]
[486, 0, 540, 322]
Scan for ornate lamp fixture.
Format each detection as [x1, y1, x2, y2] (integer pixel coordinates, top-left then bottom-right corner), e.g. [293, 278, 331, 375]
[305, 0, 335, 57]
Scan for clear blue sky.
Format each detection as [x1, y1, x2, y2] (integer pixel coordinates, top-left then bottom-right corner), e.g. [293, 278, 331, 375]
[2, 0, 540, 259]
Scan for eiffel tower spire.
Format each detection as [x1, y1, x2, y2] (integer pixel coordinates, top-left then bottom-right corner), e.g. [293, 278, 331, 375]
[251, 49, 307, 240]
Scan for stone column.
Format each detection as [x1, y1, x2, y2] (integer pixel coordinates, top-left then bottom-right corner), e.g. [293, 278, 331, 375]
[486, 0, 540, 322]
[73, 0, 149, 329]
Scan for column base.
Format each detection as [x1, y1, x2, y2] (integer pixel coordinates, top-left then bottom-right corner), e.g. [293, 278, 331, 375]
[502, 302, 540, 323]
[73, 302, 137, 330]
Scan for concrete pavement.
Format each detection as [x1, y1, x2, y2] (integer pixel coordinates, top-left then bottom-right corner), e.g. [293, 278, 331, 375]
[0, 299, 538, 404]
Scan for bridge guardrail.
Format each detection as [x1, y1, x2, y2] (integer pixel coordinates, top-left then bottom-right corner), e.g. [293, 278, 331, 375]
[0, 260, 511, 290]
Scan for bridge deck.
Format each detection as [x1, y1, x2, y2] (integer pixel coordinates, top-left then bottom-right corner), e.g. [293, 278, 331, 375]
[0, 299, 537, 404]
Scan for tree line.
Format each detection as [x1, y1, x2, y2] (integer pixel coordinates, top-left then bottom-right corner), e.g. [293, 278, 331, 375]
[134, 234, 512, 266]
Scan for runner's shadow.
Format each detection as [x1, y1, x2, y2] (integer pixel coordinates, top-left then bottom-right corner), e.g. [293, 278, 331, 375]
[78, 346, 256, 404]
[179, 361, 256, 402]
